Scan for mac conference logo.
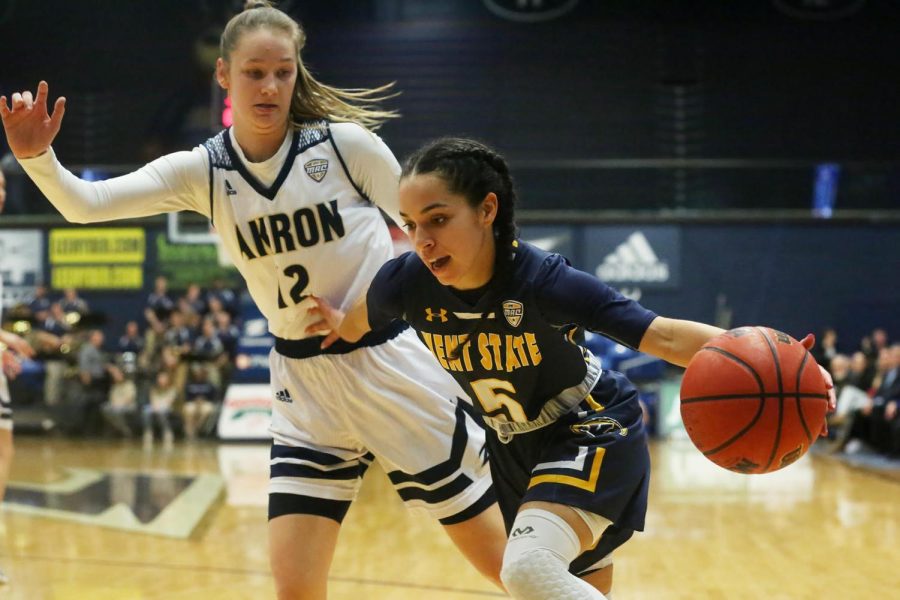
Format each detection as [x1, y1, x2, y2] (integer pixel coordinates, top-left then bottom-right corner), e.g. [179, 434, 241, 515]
[483, 0, 579, 22]
[304, 159, 329, 182]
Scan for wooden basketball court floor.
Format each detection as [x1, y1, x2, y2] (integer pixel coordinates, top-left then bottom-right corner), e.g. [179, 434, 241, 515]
[0, 435, 897, 599]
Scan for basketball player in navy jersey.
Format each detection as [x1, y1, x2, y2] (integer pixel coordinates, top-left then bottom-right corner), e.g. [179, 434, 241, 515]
[309, 138, 837, 599]
[0, 5, 507, 598]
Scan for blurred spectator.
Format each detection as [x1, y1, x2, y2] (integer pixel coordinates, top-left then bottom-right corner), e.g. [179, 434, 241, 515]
[143, 371, 176, 450]
[182, 365, 217, 440]
[812, 327, 839, 373]
[206, 278, 237, 317]
[191, 318, 227, 388]
[117, 320, 145, 355]
[870, 344, 900, 455]
[182, 283, 207, 316]
[145, 275, 175, 333]
[102, 360, 138, 438]
[71, 330, 121, 435]
[837, 345, 900, 454]
[849, 350, 876, 392]
[26, 283, 52, 324]
[163, 310, 193, 355]
[60, 288, 89, 319]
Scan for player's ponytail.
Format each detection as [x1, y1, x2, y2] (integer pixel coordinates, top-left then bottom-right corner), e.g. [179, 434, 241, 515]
[402, 138, 519, 360]
[220, 2, 398, 131]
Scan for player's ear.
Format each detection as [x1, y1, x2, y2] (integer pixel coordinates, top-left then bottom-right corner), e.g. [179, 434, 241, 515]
[216, 58, 230, 90]
[481, 192, 498, 226]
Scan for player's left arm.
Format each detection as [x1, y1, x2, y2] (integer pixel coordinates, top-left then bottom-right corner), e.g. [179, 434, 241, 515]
[330, 123, 402, 226]
[638, 316, 725, 368]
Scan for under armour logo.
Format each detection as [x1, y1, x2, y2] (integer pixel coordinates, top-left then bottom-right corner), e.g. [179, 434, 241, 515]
[511, 526, 534, 537]
[425, 308, 448, 323]
[225, 180, 237, 196]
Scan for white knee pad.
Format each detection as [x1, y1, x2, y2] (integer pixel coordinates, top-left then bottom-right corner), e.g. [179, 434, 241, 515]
[500, 509, 607, 600]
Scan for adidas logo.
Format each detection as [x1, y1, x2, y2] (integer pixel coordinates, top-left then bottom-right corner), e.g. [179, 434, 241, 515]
[596, 232, 669, 283]
[274, 389, 293, 403]
[225, 180, 237, 196]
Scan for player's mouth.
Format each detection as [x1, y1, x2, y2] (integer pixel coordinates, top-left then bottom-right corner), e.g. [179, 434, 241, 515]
[428, 256, 450, 273]
[254, 103, 279, 113]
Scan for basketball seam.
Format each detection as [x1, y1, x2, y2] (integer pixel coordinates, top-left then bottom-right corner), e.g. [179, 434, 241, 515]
[757, 327, 784, 472]
[696, 346, 767, 459]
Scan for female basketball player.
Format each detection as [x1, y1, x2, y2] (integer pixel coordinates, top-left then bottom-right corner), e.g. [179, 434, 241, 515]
[308, 137, 837, 599]
[0, 5, 506, 598]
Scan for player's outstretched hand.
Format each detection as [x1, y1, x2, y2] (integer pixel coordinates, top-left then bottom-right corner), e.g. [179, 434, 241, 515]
[0, 81, 66, 159]
[800, 333, 836, 437]
[306, 296, 345, 349]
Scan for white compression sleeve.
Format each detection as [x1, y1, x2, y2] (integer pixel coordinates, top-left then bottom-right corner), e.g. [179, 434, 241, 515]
[500, 508, 608, 600]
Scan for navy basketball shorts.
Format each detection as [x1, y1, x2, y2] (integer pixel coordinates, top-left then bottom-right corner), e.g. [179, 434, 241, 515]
[268, 328, 495, 524]
[487, 369, 650, 575]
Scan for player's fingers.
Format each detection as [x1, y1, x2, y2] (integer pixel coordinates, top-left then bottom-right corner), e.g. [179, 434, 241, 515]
[799, 333, 815, 350]
[304, 319, 329, 336]
[0, 96, 9, 118]
[50, 96, 66, 128]
[818, 365, 836, 413]
[35, 80, 49, 106]
[320, 331, 340, 350]
[10, 92, 23, 109]
[22, 90, 34, 110]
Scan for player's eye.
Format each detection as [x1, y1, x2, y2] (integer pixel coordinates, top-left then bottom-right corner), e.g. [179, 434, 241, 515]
[277, 69, 293, 79]
[402, 222, 416, 232]
[245, 69, 263, 79]
[432, 215, 447, 226]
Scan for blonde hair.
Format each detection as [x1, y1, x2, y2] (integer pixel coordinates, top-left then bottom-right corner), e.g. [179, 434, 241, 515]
[221, 1, 399, 131]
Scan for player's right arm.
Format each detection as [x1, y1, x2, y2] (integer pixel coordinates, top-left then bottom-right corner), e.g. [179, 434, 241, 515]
[1, 81, 208, 220]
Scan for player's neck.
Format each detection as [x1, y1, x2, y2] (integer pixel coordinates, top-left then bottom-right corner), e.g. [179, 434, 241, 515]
[231, 123, 289, 163]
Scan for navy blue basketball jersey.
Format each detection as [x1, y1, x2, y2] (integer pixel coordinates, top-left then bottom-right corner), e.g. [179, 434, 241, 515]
[367, 241, 658, 424]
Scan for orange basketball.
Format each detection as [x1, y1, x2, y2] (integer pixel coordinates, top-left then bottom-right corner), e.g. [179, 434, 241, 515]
[680, 326, 829, 474]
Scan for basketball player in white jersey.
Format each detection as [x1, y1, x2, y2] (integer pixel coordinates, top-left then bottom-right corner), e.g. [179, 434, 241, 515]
[0, 165, 37, 584]
[0, 3, 507, 597]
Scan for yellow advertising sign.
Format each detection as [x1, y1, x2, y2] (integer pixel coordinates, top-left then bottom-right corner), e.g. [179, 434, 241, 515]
[52, 266, 144, 290]
[49, 228, 145, 264]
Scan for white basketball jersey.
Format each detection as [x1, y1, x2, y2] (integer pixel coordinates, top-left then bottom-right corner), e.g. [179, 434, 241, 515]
[203, 122, 395, 340]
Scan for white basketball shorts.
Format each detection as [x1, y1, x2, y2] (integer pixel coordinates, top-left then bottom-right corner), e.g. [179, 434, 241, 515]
[268, 328, 494, 524]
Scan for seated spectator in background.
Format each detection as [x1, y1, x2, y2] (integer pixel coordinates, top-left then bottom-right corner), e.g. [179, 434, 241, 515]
[26, 283, 52, 324]
[182, 283, 207, 317]
[849, 350, 876, 392]
[826, 354, 869, 449]
[837, 345, 900, 454]
[117, 320, 145, 355]
[102, 364, 138, 438]
[144, 275, 175, 334]
[182, 365, 217, 441]
[870, 344, 900, 455]
[206, 278, 237, 317]
[191, 318, 227, 389]
[163, 310, 193, 356]
[143, 371, 176, 450]
[60, 288, 89, 319]
[812, 327, 840, 374]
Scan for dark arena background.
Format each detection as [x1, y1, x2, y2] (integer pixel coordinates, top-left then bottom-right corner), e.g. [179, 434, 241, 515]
[0, 1, 898, 598]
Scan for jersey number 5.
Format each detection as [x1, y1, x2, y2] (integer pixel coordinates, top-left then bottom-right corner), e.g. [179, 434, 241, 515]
[277, 264, 310, 308]
[470, 378, 527, 423]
